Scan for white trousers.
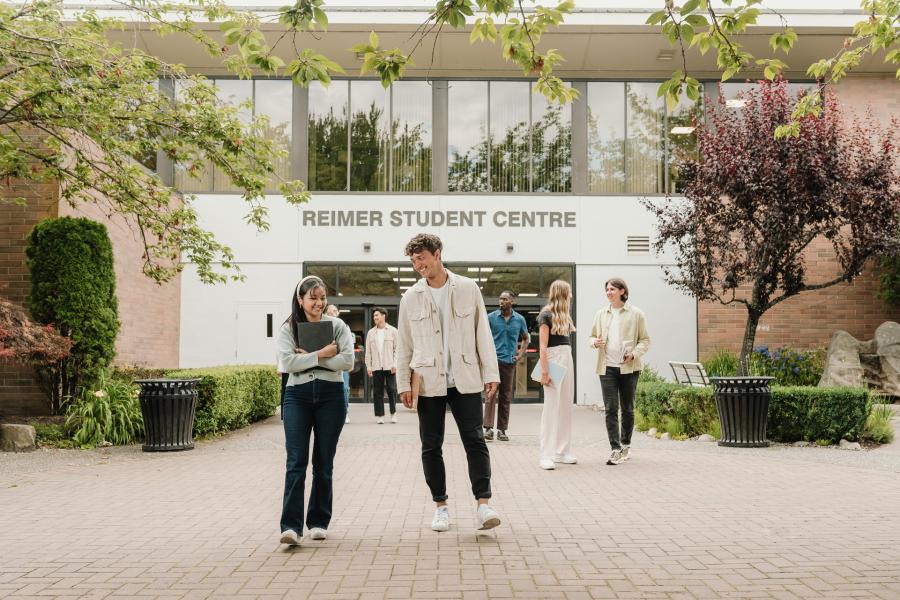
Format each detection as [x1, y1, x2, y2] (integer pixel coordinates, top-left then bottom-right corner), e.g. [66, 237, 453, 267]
[539, 345, 574, 459]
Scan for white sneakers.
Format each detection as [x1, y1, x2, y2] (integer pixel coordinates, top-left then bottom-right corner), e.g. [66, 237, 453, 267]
[620, 446, 631, 461]
[308, 527, 327, 540]
[606, 449, 623, 465]
[345, 412, 350, 424]
[279, 529, 301, 546]
[431, 506, 450, 532]
[540, 455, 577, 469]
[476, 504, 501, 530]
[376, 417, 384, 424]
[390, 414, 398, 424]
[430, 504, 502, 532]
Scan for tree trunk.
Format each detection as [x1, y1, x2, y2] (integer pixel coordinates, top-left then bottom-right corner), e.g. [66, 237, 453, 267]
[738, 310, 761, 376]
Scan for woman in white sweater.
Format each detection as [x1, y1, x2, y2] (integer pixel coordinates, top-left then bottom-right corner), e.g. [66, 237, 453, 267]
[276, 275, 354, 546]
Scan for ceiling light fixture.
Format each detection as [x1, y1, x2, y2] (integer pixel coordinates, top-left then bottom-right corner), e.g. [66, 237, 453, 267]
[656, 50, 675, 61]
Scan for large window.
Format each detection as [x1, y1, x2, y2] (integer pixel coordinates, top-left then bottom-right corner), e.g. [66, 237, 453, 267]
[308, 80, 433, 192]
[449, 81, 572, 193]
[174, 78, 291, 194]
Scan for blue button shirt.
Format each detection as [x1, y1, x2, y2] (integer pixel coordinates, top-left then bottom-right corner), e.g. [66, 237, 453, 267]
[488, 310, 529, 364]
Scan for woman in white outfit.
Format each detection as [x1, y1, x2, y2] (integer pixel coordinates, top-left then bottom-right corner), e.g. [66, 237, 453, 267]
[537, 280, 577, 470]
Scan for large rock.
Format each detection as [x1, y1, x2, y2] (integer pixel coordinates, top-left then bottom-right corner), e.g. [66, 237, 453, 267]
[874, 322, 900, 397]
[819, 331, 866, 388]
[0, 424, 37, 452]
[819, 322, 900, 396]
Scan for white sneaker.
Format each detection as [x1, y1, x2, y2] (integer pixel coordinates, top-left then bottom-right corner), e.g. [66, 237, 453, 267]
[308, 527, 327, 540]
[431, 506, 450, 532]
[539, 458, 555, 470]
[554, 454, 578, 464]
[376, 417, 384, 424]
[476, 504, 501, 530]
[345, 414, 350, 424]
[390, 414, 398, 424]
[620, 446, 631, 461]
[279, 529, 301, 546]
[606, 450, 623, 465]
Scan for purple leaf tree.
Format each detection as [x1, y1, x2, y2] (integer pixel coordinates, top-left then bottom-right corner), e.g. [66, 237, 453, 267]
[646, 80, 900, 375]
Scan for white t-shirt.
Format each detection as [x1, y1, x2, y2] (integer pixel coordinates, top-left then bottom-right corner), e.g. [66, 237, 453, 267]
[427, 280, 455, 387]
[376, 327, 385, 353]
[605, 307, 625, 368]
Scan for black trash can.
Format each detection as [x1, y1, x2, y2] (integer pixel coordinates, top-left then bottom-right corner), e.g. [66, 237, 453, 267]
[135, 379, 200, 452]
[711, 376, 774, 448]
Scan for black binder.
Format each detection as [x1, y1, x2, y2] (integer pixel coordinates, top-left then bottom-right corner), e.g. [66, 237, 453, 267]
[296, 321, 334, 353]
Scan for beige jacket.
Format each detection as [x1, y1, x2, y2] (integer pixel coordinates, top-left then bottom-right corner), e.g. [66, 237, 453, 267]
[589, 303, 650, 375]
[396, 270, 500, 397]
[364, 324, 398, 371]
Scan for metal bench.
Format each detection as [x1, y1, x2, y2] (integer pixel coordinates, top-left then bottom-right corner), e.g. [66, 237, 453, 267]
[668, 361, 711, 387]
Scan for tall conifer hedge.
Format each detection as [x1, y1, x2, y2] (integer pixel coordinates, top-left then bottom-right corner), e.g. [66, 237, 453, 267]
[26, 217, 119, 412]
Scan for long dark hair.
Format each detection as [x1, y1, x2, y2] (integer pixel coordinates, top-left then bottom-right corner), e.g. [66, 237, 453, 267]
[284, 276, 327, 345]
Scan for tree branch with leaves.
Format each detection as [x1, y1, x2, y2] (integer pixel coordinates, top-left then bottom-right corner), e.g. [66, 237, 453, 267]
[645, 80, 900, 374]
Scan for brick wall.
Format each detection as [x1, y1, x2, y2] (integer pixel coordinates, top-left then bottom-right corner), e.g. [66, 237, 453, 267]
[698, 76, 900, 356]
[58, 201, 181, 369]
[1, 148, 181, 416]
[0, 177, 60, 417]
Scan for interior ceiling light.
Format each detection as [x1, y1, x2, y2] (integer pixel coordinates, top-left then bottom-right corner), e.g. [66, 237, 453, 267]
[670, 126, 696, 135]
[656, 50, 674, 61]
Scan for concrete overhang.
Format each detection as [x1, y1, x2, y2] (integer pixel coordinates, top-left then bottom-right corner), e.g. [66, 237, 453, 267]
[65, 0, 896, 79]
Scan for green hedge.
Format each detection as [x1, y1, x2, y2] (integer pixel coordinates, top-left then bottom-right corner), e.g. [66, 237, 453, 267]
[636, 383, 873, 443]
[163, 365, 279, 437]
[768, 386, 871, 443]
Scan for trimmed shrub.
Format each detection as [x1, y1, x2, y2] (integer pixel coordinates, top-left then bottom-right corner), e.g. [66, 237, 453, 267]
[26, 217, 119, 412]
[163, 365, 279, 437]
[669, 386, 718, 437]
[636, 383, 873, 444]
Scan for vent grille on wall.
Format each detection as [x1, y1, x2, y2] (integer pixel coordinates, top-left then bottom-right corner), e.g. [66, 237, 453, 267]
[627, 235, 650, 254]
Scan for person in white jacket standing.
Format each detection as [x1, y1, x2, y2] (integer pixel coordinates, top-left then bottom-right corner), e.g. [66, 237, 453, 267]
[365, 307, 400, 424]
[396, 233, 503, 534]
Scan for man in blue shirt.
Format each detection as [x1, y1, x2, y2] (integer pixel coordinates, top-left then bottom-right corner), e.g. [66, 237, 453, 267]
[484, 290, 530, 441]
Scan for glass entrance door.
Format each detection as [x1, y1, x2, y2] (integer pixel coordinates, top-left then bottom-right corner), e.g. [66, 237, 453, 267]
[306, 262, 575, 403]
[333, 304, 399, 403]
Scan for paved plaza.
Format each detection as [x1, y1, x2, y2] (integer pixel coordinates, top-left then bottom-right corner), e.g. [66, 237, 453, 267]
[2, 404, 900, 600]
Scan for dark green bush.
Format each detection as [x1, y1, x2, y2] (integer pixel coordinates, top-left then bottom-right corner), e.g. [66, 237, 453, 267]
[163, 365, 279, 437]
[770, 387, 871, 443]
[26, 217, 119, 412]
[636, 382, 873, 443]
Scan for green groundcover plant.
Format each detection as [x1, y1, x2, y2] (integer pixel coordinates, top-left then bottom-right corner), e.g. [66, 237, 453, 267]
[64, 376, 142, 447]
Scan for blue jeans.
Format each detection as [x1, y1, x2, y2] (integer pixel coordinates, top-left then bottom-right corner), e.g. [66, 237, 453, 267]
[341, 371, 350, 413]
[280, 379, 346, 534]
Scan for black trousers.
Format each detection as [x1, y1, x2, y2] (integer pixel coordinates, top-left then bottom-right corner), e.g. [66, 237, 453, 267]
[417, 387, 492, 502]
[599, 366, 640, 451]
[371, 370, 397, 417]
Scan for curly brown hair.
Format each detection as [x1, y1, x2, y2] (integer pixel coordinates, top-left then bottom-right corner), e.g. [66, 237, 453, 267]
[404, 233, 443, 257]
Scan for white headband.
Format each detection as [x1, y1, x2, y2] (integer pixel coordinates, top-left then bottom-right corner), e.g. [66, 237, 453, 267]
[295, 275, 325, 300]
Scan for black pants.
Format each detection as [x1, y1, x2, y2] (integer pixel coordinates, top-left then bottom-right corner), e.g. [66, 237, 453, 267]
[372, 370, 397, 417]
[599, 366, 640, 451]
[417, 387, 492, 502]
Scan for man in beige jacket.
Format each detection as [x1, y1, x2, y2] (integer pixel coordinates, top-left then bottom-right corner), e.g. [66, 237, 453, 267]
[365, 307, 399, 424]
[397, 233, 502, 534]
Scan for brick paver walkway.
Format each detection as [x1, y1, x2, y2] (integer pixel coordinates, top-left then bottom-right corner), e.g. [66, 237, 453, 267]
[2, 404, 900, 599]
